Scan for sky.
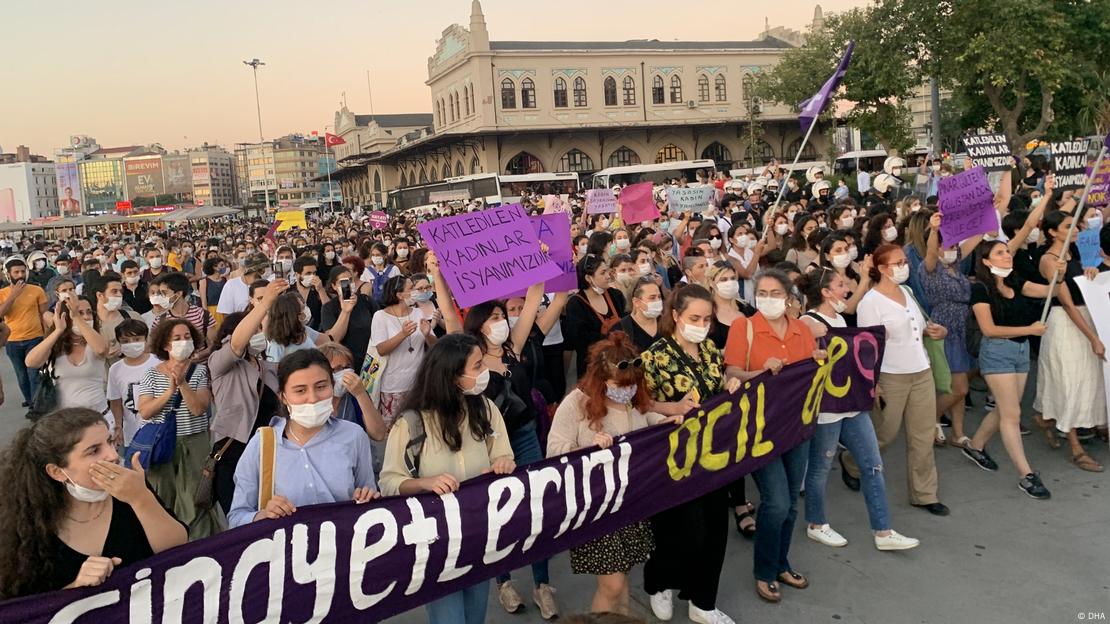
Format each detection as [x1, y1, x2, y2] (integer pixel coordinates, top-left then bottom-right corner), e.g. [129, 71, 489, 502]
[0, 0, 869, 157]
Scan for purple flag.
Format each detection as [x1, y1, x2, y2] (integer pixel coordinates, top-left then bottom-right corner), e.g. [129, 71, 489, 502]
[1104, 130, 1110, 151]
[798, 41, 855, 131]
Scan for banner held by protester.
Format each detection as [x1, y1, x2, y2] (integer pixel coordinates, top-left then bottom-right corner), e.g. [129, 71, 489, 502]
[585, 188, 617, 214]
[937, 167, 996, 242]
[962, 133, 1012, 172]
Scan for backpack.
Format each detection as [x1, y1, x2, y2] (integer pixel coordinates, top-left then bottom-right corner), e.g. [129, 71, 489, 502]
[368, 265, 394, 303]
[399, 409, 494, 478]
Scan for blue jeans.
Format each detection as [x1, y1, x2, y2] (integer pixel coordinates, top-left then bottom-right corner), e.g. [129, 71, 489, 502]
[751, 440, 809, 583]
[496, 421, 551, 586]
[804, 413, 890, 531]
[6, 337, 42, 403]
[425, 580, 490, 624]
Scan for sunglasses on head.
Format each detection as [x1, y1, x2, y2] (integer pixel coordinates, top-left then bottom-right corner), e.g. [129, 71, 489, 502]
[607, 356, 642, 370]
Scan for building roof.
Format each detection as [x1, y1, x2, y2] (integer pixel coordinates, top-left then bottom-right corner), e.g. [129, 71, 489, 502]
[489, 38, 792, 51]
[92, 145, 142, 156]
[352, 114, 434, 128]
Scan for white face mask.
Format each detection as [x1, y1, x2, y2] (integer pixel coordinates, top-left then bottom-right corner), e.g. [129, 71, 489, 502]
[831, 297, 848, 313]
[120, 341, 145, 358]
[288, 398, 333, 429]
[148, 257, 163, 269]
[300, 275, 315, 288]
[882, 226, 898, 242]
[735, 235, 750, 249]
[370, 256, 385, 266]
[169, 339, 194, 361]
[302, 305, 312, 323]
[56, 265, 70, 276]
[149, 294, 169, 308]
[396, 248, 410, 259]
[756, 296, 787, 320]
[942, 249, 959, 264]
[124, 275, 139, 286]
[680, 321, 709, 344]
[642, 299, 664, 319]
[831, 253, 851, 269]
[248, 332, 268, 355]
[890, 264, 910, 284]
[61, 469, 109, 503]
[485, 319, 510, 346]
[615, 239, 631, 251]
[577, 243, 588, 255]
[332, 368, 353, 398]
[716, 279, 740, 299]
[461, 368, 490, 395]
[775, 223, 790, 236]
[1026, 228, 1041, 245]
[325, 251, 336, 260]
[638, 263, 653, 276]
[848, 245, 859, 261]
[280, 259, 293, 273]
[104, 296, 123, 311]
[840, 217, 854, 229]
[989, 265, 1013, 278]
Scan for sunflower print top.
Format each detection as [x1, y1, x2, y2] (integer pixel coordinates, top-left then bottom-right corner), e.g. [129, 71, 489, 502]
[641, 336, 725, 405]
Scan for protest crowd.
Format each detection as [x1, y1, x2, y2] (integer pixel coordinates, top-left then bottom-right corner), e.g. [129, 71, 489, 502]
[0, 138, 1107, 624]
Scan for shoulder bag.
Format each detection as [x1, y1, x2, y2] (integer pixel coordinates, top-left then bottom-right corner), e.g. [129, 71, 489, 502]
[901, 287, 952, 394]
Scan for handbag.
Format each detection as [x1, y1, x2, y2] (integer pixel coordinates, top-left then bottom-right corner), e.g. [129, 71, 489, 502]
[965, 309, 983, 358]
[194, 437, 234, 511]
[125, 364, 195, 470]
[901, 287, 952, 394]
[25, 359, 58, 421]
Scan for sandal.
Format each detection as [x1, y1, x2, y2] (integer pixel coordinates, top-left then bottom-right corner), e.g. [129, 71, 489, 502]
[947, 435, 971, 449]
[777, 570, 809, 589]
[1072, 452, 1104, 473]
[755, 580, 781, 603]
[1034, 416, 1062, 450]
[934, 424, 947, 447]
[733, 502, 757, 539]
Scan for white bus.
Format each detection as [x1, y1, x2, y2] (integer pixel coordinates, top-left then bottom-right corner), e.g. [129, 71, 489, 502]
[387, 173, 502, 212]
[592, 159, 716, 189]
[499, 172, 580, 203]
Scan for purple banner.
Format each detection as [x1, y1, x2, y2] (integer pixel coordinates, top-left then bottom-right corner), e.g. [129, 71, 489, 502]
[417, 204, 562, 308]
[1088, 159, 1110, 208]
[508, 212, 577, 296]
[798, 40, 855, 131]
[938, 166, 997, 243]
[0, 328, 884, 624]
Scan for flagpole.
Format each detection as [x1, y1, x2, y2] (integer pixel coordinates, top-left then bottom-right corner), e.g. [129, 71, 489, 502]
[762, 115, 820, 242]
[1039, 142, 1108, 324]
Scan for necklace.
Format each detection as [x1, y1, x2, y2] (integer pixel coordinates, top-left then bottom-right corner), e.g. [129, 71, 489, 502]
[287, 425, 306, 446]
[66, 499, 108, 524]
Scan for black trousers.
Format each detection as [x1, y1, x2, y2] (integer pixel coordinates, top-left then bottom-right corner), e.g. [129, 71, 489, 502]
[213, 438, 247, 516]
[643, 487, 729, 610]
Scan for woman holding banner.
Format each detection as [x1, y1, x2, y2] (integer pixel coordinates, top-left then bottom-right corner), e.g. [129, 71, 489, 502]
[547, 332, 679, 615]
[723, 269, 823, 603]
[640, 284, 740, 624]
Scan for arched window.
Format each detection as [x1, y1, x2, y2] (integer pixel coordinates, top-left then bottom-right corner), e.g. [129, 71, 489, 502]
[603, 76, 617, 106]
[500, 78, 516, 109]
[505, 151, 543, 175]
[785, 137, 818, 160]
[418, 168, 428, 184]
[622, 76, 636, 105]
[655, 143, 687, 163]
[698, 75, 710, 102]
[434, 102, 440, 126]
[454, 92, 461, 118]
[607, 145, 642, 167]
[553, 77, 568, 108]
[442, 163, 451, 179]
[557, 149, 596, 173]
[469, 88, 475, 115]
[400, 171, 407, 187]
[448, 94, 455, 122]
[701, 142, 732, 166]
[521, 78, 536, 109]
[455, 161, 464, 177]
[743, 140, 775, 165]
[651, 76, 664, 104]
[573, 77, 587, 107]
[429, 167, 437, 182]
[470, 155, 481, 174]
[463, 85, 470, 116]
[715, 74, 727, 101]
[373, 171, 381, 193]
[669, 76, 683, 104]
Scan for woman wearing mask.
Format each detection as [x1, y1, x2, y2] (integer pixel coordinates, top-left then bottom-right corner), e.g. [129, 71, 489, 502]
[611, 228, 633, 257]
[830, 205, 858, 232]
[727, 224, 761, 305]
[967, 240, 1056, 496]
[762, 213, 792, 265]
[227, 348, 378, 529]
[785, 216, 820, 271]
[1035, 211, 1107, 471]
[565, 254, 626, 377]
[293, 256, 331, 332]
[547, 333, 680, 615]
[610, 254, 639, 313]
[573, 235, 589, 263]
[42, 277, 76, 331]
[370, 275, 437, 434]
[319, 265, 379, 368]
[618, 277, 665, 351]
[317, 241, 340, 275]
[798, 269, 920, 550]
[409, 272, 446, 337]
[137, 318, 220, 538]
[900, 211, 934, 309]
[863, 214, 899, 256]
[391, 237, 413, 275]
[379, 334, 515, 624]
[197, 257, 229, 325]
[362, 242, 401, 305]
[723, 270, 824, 603]
[843, 244, 949, 515]
[640, 285, 740, 624]
[317, 341, 388, 440]
[0, 408, 187, 598]
[812, 232, 870, 316]
[633, 248, 665, 292]
[264, 291, 350, 362]
[26, 296, 112, 437]
[693, 222, 728, 264]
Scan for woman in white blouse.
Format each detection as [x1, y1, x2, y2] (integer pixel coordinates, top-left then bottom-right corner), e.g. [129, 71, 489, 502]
[841, 243, 951, 517]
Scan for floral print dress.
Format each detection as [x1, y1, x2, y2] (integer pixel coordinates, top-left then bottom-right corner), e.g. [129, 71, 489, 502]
[641, 336, 725, 404]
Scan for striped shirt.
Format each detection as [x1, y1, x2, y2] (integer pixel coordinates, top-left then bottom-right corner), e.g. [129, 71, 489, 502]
[137, 363, 210, 437]
[152, 304, 214, 337]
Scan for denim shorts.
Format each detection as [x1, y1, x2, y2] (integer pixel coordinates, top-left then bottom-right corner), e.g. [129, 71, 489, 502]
[978, 337, 1030, 375]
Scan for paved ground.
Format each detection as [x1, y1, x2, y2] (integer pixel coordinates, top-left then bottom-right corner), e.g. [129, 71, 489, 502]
[0, 354, 1105, 623]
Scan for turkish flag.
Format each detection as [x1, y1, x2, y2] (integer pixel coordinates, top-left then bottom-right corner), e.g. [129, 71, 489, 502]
[325, 132, 346, 147]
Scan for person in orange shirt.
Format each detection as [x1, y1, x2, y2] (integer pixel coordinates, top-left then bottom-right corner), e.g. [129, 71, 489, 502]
[0, 258, 48, 407]
[723, 268, 824, 605]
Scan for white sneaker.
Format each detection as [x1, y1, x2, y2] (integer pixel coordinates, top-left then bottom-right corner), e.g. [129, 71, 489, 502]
[807, 524, 848, 547]
[875, 530, 920, 551]
[689, 604, 736, 624]
[649, 589, 673, 621]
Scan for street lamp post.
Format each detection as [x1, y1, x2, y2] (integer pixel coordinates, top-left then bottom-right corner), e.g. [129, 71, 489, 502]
[243, 58, 270, 212]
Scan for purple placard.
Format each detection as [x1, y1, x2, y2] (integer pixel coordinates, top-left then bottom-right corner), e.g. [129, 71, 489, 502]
[1088, 159, 1110, 208]
[619, 182, 660, 224]
[937, 166, 997, 243]
[417, 203, 562, 308]
[586, 188, 617, 214]
[507, 212, 577, 297]
[0, 327, 882, 624]
[368, 210, 388, 230]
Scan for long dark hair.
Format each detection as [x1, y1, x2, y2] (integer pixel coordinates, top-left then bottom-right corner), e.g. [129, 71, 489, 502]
[0, 408, 107, 598]
[463, 300, 514, 355]
[973, 239, 1014, 319]
[816, 231, 860, 282]
[399, 333, 491, 452]
[798, 265, 839, 310]
[265, 292, 306, 347]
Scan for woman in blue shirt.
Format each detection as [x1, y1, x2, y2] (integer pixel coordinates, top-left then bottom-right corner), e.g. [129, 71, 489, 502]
[228, 348, 377, 528]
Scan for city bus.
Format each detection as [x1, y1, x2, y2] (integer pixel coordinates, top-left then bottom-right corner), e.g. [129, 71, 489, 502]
[386, 173, 501, 212]
[591, 159, 716, 189]
[499, 172, 580, 203]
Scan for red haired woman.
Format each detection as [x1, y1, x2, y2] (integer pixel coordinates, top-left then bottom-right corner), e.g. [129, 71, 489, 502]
[547, 332, 680, 615]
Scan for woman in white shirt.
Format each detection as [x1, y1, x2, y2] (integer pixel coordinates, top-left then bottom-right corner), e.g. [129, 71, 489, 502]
[843, 243, 950, 516]
[370, 275, 437, 430]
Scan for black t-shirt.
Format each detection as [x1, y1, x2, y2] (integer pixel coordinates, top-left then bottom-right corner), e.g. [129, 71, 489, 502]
[618, 315, 660, 352]
[565, 288, 626, 376]
[319, 293, 379, 367]
[43, 498, 161, 594]
[970, 278, 1040, 342]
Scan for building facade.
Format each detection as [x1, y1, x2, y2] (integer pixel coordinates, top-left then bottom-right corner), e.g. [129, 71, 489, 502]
[328, 109, 434, 209]
[0, 162, 59, 222]
[189, 145, 238, 207]
[236, 135, 335, 208]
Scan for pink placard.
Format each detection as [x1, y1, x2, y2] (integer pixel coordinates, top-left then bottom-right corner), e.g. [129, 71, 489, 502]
[619, 182, 660, 224]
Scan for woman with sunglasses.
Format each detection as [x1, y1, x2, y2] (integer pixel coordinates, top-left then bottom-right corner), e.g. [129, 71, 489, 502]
[640, 284, 742, 624]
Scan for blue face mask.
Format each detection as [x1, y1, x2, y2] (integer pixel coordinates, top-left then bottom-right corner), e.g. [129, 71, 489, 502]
[605, 384, 638, 405]
[411, 290, 434, 303]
